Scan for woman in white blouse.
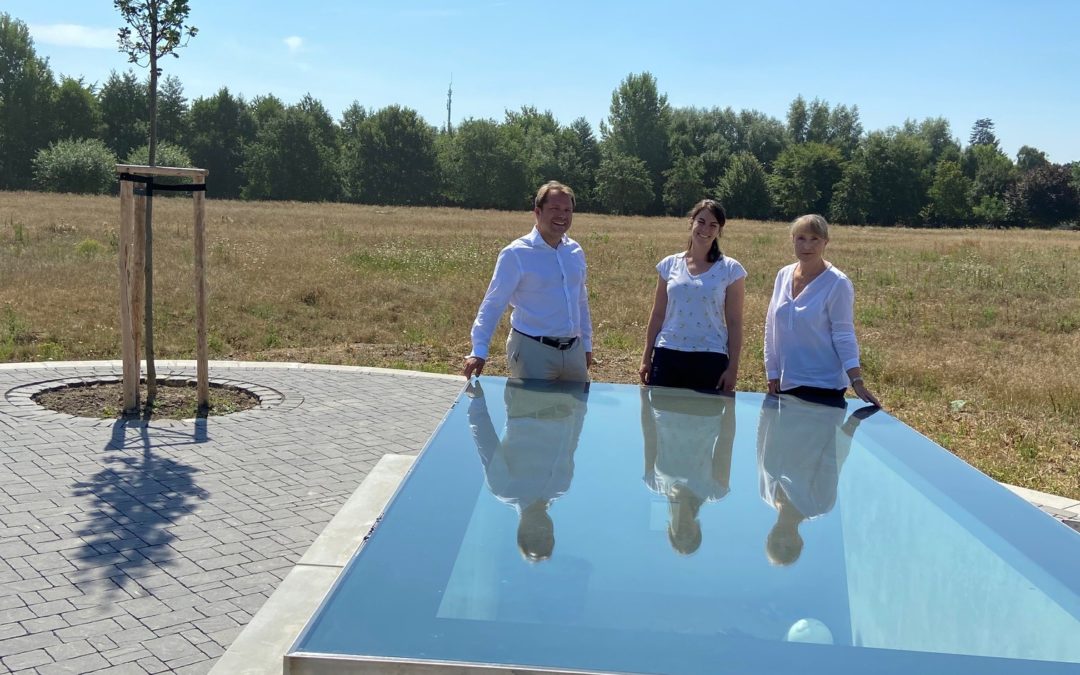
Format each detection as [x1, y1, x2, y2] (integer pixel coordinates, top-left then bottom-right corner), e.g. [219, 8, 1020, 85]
[764, 214, 880, 407]
[639, 199, 745, 390]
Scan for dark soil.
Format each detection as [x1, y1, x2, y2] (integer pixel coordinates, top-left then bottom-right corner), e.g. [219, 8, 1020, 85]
[33, 381, 259, 420]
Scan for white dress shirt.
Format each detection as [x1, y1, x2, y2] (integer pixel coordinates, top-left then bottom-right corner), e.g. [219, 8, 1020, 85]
[764, 264, 860, 390]
[469, 228, 593, 360]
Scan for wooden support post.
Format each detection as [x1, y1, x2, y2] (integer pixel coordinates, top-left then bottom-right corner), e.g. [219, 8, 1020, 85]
[193, 174, 209, 409]
[118, 180, 138, 412]
[115, 164, 210, 412]
[131, 192, 147, 384]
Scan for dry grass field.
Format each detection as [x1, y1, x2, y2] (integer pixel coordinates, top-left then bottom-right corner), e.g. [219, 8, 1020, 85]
[2, 191, 1078, 498]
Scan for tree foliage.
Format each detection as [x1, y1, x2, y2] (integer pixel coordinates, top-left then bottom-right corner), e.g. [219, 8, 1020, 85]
[601, 72, 671, 213]
[925, 160, 972, 225]
[1006, 164, 1080, 226]
[768, 142, 843, 219]
[0, 14, 57, 189]
[439, 118, 530, 210]
[99, 70, 148, 160]
[2, 26, 1080, 229]
[187, 87, 254, 198]
[115, 0, 197, 165]
[595, 153, 653, 215]
[53, 77, 101, 143]
[242, 98, 342, 202]
[342, 105, 438, 205]
[32, 138, 117, 194]
[968, 118, 999, 149]
[554, 117, 601, 211]
[715, 152, 772, 220]
[1016, 145, 1049, 173]
[662, 155, 706, 215]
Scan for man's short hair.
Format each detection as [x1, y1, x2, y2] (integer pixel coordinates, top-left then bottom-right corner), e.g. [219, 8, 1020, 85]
[534, 180, 576, 210]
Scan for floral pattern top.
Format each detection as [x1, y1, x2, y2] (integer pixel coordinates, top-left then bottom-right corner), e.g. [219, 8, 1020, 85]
[654, 253, 746, 354]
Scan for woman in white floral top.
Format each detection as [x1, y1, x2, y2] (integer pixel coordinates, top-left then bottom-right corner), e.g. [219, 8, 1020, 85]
[639, 199, 746, 391]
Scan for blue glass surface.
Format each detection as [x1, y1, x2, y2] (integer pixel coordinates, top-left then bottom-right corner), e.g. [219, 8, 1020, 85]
[292, 378, 1080, 674]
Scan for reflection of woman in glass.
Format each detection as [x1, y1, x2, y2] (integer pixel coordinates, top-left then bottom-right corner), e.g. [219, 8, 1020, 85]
[640, 387, 735, 555]
[757, 394, 874, 565]
[467, 379, 588, 562]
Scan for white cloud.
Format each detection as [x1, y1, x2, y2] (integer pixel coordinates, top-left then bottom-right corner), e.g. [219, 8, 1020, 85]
[30, 24, 116, 49]
[284, 36, 303, 54]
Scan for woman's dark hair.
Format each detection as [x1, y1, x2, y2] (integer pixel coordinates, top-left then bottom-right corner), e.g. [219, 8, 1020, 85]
[686, 199, 727, 262]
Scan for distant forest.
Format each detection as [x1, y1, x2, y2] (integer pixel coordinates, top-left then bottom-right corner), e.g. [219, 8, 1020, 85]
[2, 13, 1078, 227]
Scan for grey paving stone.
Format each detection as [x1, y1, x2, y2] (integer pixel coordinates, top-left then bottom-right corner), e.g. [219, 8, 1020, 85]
[45, 638, 97, 661]
[2, 648, 53, 670]
[35, 652, 110, 674]
[1, 363, 460, 674]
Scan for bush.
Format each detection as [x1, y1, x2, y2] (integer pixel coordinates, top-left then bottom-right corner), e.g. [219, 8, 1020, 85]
[32, 138, 117, 194]
[124, 142, 193, 171]
[124, 143, 195, 193]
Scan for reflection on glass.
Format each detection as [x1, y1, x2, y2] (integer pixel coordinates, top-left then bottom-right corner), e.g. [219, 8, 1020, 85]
[467, 379, 589, 562]
[757, 393, 874, 567]
[640, 387, 734, 555]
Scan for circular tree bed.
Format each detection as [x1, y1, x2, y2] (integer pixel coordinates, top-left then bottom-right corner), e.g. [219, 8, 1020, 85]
[33, 379, 259, 420]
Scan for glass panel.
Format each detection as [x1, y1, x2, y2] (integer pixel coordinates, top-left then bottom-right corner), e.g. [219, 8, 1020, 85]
[293, 378, 1080, 674]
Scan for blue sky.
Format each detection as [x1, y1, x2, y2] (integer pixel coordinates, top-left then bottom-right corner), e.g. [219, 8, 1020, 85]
[6, 0, 1080, 163]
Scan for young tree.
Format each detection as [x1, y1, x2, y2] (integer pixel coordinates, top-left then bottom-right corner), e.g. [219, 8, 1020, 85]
[115, 0, 198, 401]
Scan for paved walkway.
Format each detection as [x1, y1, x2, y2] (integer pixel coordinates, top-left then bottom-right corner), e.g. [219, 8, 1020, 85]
[1, 361, 1076, 674]
[0, 362, 461, 674]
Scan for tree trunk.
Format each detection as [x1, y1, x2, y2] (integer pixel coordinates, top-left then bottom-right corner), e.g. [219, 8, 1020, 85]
[144, 14, 159, 402]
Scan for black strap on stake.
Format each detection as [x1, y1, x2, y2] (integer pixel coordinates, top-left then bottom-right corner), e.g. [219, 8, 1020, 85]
[118, 172, 207, 194]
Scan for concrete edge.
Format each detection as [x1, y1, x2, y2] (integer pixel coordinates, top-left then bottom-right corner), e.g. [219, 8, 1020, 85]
[0, 359, 462, 381]
[1003, 482, 1080, 513]
[210, 454, 416, 675]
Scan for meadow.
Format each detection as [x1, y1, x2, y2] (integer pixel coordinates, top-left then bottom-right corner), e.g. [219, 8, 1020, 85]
[1, 191, 1078, 499]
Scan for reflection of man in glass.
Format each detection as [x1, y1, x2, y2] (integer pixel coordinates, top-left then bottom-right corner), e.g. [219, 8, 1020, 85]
[757, 393, 875, 565]
[467, 379, 589, 562]
[640, 387, 735, 555]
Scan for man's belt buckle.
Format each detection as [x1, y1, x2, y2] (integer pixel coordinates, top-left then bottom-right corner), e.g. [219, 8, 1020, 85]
[540, 336, 576, 351]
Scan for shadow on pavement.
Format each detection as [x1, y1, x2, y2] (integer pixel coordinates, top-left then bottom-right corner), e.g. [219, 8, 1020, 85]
[69, 418, 211, 592]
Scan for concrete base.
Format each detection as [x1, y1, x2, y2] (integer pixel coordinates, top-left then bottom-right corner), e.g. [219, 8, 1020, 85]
[210, 454, 416, 675]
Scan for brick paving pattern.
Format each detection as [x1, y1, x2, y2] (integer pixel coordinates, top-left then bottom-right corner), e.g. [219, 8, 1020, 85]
[0, 362, 461, 674]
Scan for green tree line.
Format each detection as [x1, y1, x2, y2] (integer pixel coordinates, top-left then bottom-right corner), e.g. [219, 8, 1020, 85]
[3, 13, 1078, 227]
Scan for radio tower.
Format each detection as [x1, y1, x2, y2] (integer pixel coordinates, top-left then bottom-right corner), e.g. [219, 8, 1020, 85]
[446, 75, 453, 135]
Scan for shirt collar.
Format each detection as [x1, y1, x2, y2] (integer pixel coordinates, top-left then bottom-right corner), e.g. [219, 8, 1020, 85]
[525, 226, 566, 249]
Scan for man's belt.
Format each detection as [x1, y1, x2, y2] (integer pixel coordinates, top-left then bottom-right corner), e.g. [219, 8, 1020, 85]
[514, 329, 578, 351]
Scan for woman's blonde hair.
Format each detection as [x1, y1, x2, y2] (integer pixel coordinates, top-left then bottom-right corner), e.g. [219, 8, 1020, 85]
[791, 214, 830, 240]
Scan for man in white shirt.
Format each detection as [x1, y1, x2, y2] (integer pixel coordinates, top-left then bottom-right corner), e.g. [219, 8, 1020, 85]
[463, 181, 594, 382]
